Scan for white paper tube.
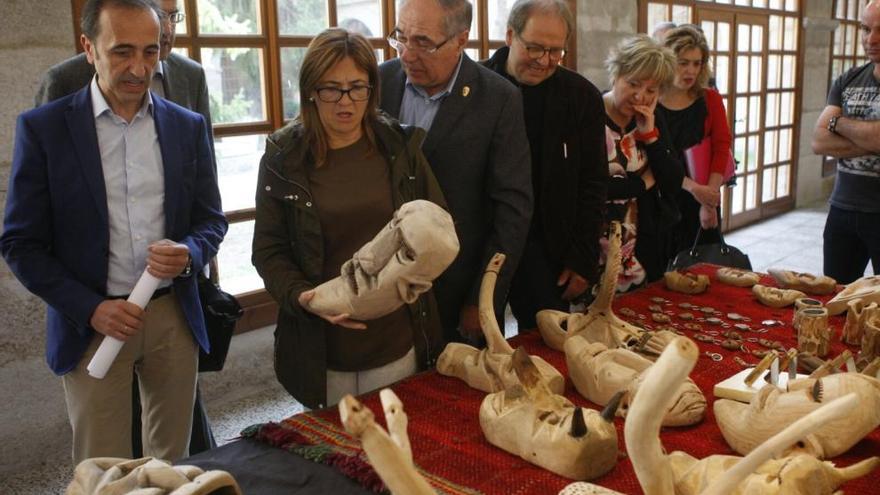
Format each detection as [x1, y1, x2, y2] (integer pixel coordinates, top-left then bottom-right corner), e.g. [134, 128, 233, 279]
[87, 270, 162, 379]
[770, 356, 779, 385]
[846, 355, 857, 373]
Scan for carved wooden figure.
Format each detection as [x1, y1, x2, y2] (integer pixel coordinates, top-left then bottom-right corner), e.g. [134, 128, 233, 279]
[437, 254, 564, 394]
[862, 314, 880, 369]
[716, 267, 761, 287]
[563, 338, 706, 426]
[624, 336, 880, 495]
[308, 200, 459, 320]
[339, 389, 434, 495]
[842, 300, 878, 346]
[768, 269, 837, 296]
[537, 222, 675, 357]
[664, 271, 710, 294]
[479, 348, 621, 481]
[752, 284, 806, 308]
[714, 372, 880, 459]
[826, 275, 880, 315]
[795, 307, 831, 357]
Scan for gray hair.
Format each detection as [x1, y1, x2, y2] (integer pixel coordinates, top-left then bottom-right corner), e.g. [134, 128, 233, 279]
[401, 0, 473, 37]
[651, 21, 677, 41]
[81, 0, 159, 40]
[507, 0, 574, 44]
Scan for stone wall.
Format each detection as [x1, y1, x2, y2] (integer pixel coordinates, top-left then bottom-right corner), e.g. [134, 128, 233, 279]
[0, 0, 78, 476]
[577, 0, 639, 90]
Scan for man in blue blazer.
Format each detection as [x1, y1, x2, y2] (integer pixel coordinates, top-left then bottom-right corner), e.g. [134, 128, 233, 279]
[0, 0, 227, 463]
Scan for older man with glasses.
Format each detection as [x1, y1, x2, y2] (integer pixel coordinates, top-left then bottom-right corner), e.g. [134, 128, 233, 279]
[482, 0, 607, 332]
[32, 0, 217, 457]
[379, 0, 533, 346]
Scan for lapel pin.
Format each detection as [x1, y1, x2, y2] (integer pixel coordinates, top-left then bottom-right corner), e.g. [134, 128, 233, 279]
[462, 86, 470, 97]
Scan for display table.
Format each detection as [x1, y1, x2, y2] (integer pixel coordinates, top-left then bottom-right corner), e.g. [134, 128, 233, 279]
[187, 264, 880, 494]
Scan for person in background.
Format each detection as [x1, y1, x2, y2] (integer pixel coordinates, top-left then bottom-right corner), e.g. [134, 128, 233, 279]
[652, 21, 677, 41]
[33, 0, 218, 455]
[252, 28, 446, 409]
[482, 0, 606, 331]
[601, 35, 684, 291]
[379, 0, 532, 344]
[812, 0, 880, 283]
[659, 25, 732, 252]
[1, 0, 226, 463]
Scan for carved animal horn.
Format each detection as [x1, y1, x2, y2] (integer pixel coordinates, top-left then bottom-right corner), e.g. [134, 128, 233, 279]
[601, 390, 625, 423]
[511, 346, 541, 390]
[570, 407, 588, 438]
[479, 253, 514, 355]
[593, 222, 623, 312]
[831, 457, 880, 483]
[811, 379, 823, 402]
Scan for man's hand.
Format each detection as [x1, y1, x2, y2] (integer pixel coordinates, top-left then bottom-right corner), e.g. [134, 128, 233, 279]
[699, 204, 719, 229]
[90, 300, 145, 341]
[458, 304, 482, 342]
[558, 268, 589, 301]
[298, 289, 367, 330]
[147, 239, 190, 279]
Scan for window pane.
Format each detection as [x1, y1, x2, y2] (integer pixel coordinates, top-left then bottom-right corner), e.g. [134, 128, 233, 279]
[783, 17, 797, 50]
[734, 137, 747, 170]
[703, 21, 716, 50]
[778, 128, 792, 161]
[671, 5, 691, 25]
[745, 173, 757, 209]
[717, 22, 731, 51]
[747, 135, 758, 172]
[737, 24, 750, 52]
[736, 55, 749, 93]
[764, 130, 778, 164]
[768, 16, 782, 50]
[767, 54, 780, 89]
[216, 133, 265, 212]
[748, 95, 761, 132]
[731, 178, 744, 214]
[648, 4, 669, 35]
[715, 55, 729, 94]
[338, 0, 383, 38]
[217, 220, 264, 295]
[465, 48, 480, 62]
[176, 1, 188, 35]
[488, 0, 515, 40]
[777, 164, 791, 197]
[172, 46, 189, 58]
[735, 97, 747, 134]
[197, 0, 261, 35]
[203, 47, 266, 124]
[280, 47, 308, 120]
[277, 0, 328, 36]
[751, 25, 763, 52]
[762, 167, 775, 202]
[749, 55, 762, 92]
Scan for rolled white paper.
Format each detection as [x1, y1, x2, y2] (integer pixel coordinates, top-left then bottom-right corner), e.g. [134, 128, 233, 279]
[769, 356, 779, 386]
[846, 355, 857, 373]
[86, 270, 162, 379]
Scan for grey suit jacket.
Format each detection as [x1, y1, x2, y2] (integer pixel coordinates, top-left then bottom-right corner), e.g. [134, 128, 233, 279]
[379, 55, 533, 334]
[34, 52, 213, 138]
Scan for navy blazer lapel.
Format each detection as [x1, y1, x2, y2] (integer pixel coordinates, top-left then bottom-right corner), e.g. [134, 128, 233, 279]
[65, 87, 108, 227]
[152, 96, 181, 235]
[420, 55, 477, 158]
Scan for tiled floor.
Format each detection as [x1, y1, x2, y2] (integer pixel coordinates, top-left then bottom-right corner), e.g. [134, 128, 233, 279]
[6, 202, 866, 494]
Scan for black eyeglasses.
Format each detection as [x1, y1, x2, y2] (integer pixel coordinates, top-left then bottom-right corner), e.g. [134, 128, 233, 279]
[388, 30, 456, 54]
[313, 85, 372, 103]
[159, 11, 186, 24]
[516, 35, 566, 60]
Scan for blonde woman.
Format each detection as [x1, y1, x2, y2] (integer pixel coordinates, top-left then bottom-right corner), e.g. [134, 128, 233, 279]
[659, 25, 733, 252]
[602, 35, 684, 290]
[252, 28, 446, 408]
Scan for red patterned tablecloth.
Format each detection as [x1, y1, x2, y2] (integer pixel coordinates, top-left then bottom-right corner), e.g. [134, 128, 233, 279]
[249, 264, 880, 494]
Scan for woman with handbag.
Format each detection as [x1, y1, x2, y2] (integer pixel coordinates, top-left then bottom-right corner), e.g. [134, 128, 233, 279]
[601, 35, 684, 291]
[252, 28, 446, 409]
[658, 25, 733, 252]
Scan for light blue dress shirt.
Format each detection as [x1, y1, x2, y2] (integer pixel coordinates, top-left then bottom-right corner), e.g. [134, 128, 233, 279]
[399, 55, 464, 133]
[90, 77, 169, 296]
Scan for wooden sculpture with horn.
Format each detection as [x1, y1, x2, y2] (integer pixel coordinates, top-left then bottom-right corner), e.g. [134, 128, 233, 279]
[339, 389, 434, 495]
[436, 253, 564, 394]
[479, 347, 621, 481]
[564, 338, 706, 426]
[623, 336, 880, 495]
[768, 269, 837, 296]
[714, 371, 880, 459]
[842, 299, 880, 347]
[716, 267, 761, 288]
[536, 222, 675, 358]
[826, 275, 880, 315]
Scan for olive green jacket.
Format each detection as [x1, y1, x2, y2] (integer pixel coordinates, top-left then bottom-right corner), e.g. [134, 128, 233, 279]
[252, 116, 448, 409]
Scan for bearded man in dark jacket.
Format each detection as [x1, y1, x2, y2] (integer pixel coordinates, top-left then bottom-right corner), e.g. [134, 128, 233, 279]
[483, 0, 608, 331]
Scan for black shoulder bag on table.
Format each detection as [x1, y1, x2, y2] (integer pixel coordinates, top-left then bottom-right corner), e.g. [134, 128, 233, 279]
[668, 227, 752, 271]
[197, 272, 244, 372]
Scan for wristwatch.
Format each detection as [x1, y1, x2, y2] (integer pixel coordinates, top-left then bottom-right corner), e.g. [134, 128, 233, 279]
[181, 255, 193, 278]
[827, 115, 840, 135]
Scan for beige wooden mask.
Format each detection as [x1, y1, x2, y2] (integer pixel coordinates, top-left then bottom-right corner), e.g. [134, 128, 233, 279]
[768, 269, 837, 296]
[716, 267, 761, 287]
[307, 200, 459, 320]
[752, 284, 806, 308]
[664, 271, 710, 294]
[479, 347, 621, 481]
[437, 253, 565, 394]
[827, 275, 880, 315]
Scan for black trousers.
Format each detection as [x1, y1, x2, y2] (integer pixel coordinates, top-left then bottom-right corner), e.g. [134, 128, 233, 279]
[823, 205, 880, 284]
[132, 379, 216, 457]
[508, 235, 568, 332]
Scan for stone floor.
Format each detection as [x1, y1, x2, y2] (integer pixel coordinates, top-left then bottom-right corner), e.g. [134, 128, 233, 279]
[4, 202, 862, 494]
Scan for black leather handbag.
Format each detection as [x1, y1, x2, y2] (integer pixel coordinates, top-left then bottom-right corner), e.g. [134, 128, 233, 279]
[197, 273, 243, 372]
[668, 227, 752, 271]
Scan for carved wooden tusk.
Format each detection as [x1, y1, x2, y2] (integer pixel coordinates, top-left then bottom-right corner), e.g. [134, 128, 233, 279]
[600, 390, 625, 423]
[480, 253, 513, 355]
[570, 407, 588, 438]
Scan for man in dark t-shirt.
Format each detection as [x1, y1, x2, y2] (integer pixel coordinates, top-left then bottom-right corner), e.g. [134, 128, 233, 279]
[811, 0, 880, 283]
